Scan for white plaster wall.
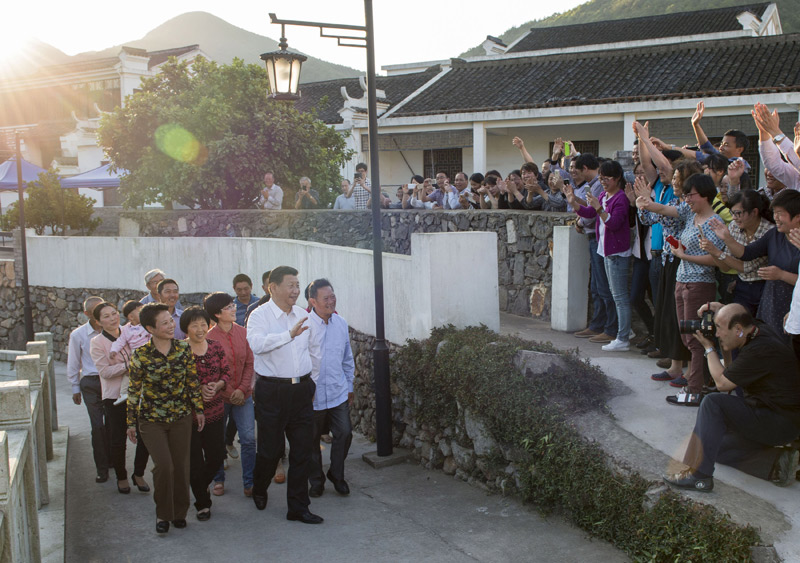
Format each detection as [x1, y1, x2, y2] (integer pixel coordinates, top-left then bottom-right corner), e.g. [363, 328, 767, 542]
[0, 192, 26, 214]
[78, 188, 104, 207]
[377, 150, 424, 187]
[25, 233, 498, 344]
[486, 122, 626, 173]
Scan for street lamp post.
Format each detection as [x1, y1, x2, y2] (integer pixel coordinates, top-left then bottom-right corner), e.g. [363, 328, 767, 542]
[263, 0, 393, 456]
[15, 132, 34, 343]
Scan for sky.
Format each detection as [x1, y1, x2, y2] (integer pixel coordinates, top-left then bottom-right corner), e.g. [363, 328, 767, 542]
[0, 0, 586, 71]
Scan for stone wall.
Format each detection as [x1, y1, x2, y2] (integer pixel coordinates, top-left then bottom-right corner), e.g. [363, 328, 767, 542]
[90, 208, 574, 319]
[0, 262, 205, 358]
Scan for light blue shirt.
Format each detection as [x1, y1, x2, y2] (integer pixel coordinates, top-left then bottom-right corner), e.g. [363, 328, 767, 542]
[308, 309, 355, 411]
[172, 307, 186, 340]
[235, 295, 259, 326]
[67, 322, 101, 393]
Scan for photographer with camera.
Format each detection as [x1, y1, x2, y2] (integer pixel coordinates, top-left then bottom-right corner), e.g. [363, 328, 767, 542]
[665, 302, 800, 492]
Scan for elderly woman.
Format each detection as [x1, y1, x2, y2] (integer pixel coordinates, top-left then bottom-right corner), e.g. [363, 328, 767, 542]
[127, 303, 204, 534]
[89, 301, 150, 495]
[180, 306, 230, 521]
[637, 174, 726, 405]
[565, 160, 632, 352]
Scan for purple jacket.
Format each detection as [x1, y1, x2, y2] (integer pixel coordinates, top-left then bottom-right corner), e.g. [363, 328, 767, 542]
[576, 190, 630, 256]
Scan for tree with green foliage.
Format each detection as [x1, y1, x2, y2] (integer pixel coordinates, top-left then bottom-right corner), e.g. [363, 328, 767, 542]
[98, 57, 353, 209]
[0, 169, 100, 235]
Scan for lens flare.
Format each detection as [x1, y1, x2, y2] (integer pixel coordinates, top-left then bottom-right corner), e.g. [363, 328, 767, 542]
[155, 124, 206, 164]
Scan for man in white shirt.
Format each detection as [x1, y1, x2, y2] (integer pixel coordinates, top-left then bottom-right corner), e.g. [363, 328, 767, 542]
[246, 266, 323, 524]
[257, 171, 283, 210]
[67, 295, 110, 483]
[306, 279, 355, 498]
[352, 163, 371, 210]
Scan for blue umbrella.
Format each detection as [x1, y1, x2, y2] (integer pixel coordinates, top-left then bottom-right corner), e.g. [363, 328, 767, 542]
[61, 163, 128, 189]
[0, 157, 47, 190]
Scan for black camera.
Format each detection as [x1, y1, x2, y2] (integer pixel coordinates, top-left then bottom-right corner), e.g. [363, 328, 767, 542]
[678, 309, 715, 338]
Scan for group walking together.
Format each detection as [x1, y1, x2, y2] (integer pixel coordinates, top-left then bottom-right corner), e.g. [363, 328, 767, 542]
[68, 267, 354, 532]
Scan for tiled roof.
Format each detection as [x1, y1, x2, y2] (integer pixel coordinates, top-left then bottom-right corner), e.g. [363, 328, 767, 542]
[146, 45, 201, 68]
[293, 67, 442, 124]
[507, 3, 771, 53]
[390, 33, 800, 118]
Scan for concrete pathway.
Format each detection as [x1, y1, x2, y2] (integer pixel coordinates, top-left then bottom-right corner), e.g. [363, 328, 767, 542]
[500, 312, 800, 561]
[56, 361, 627, 563]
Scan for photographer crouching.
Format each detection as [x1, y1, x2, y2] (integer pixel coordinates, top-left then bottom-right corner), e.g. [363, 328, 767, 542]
[665, 302, 800, 492]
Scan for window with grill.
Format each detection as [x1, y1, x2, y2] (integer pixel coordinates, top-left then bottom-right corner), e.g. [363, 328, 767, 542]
[423, 148, 463, 180]
[707, 135, 760, 185]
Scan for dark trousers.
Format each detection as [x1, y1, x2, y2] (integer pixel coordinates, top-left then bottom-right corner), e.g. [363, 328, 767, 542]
[103, 399, 149, 481]
[588, 237, 617, 336]
[190, 418, 226, 510]
[309, 400, 353, 487]
[139, 414, 193, 521]
[80, 375, 110, 475]
[631, 255, 655, 335]
[684, 393, 800, 477]
[649, 251, 662, 302]
[225, 415, 238, 446]
[253, 376, 315, 515]
[733, 279, 765, 317]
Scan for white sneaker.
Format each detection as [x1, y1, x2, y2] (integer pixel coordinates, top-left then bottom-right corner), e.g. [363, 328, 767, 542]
[602, 339, 630, 352]
[226, 444, 239, 459]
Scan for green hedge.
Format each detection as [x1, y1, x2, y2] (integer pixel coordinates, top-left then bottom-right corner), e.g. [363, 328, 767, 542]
[392, 325, 760, 562]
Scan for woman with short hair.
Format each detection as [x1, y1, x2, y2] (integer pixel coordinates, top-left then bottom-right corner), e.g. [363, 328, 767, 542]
[180, 306, 230, 521]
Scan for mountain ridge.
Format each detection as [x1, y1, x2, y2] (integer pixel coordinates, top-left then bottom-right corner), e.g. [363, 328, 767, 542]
[4, 11, 360, 84]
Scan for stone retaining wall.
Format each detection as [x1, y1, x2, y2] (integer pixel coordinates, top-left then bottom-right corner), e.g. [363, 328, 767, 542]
[89, 208, 573, 319]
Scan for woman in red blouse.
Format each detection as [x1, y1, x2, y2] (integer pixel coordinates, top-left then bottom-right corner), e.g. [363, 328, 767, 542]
[181, 307, 231, 521]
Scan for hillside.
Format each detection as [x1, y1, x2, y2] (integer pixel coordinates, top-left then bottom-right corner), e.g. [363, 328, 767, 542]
[460, 0, 800, 58]
[71, 11, 360, 83]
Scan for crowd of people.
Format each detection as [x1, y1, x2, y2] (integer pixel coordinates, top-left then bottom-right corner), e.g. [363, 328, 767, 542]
[66, 99, 800, 524]
[67, 267, 354, 533]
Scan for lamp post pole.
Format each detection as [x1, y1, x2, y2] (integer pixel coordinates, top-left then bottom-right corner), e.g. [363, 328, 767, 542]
[267, 0, 393, 456]
[15, 132, 34, 342]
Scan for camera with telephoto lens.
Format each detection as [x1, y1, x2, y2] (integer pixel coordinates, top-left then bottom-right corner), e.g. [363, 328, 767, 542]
[678, 306, 715, 338]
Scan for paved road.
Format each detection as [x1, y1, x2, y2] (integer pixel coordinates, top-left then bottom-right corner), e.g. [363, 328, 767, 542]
[56, 362, 627, 563]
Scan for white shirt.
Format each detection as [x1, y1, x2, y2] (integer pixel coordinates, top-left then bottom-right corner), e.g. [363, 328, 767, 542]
[67, 321, 101, 393]
[258, 184, 284, 210]
[246, 299, 312, 378]
[785, 261, 800, 335]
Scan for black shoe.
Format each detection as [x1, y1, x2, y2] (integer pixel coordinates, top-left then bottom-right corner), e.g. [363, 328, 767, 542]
[96, 472, 109, 484]
[636, 335, 654, 349]
[287, 511, 324, 524]
[133, 475, 150, 493]
[327, 470, 350, 495]
[664, 469, 713, 492]
[196, 509, 211, 521]
[308, 484, 324, 498]
[253, 492, 268, 510]
[171, 519, 187, 529]
[156, 520, 170, 534]
[117, 481, 131, 494]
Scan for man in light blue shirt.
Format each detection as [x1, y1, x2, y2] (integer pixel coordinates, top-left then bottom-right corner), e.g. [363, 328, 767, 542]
[307, 279, 355, 498]
[66, 295, 110, 482]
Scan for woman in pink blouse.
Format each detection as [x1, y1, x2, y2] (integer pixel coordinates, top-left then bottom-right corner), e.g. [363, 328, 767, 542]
[181, 307, 231, 521]
[89, 302, 150, 494]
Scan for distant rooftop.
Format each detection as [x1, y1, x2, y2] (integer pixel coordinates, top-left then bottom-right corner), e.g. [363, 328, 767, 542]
[507, 3, 772, 53]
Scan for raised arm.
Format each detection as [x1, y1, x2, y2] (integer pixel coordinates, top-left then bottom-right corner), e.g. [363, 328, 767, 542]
[513, 137, 534, 164]
[691, 101, 710, 148]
